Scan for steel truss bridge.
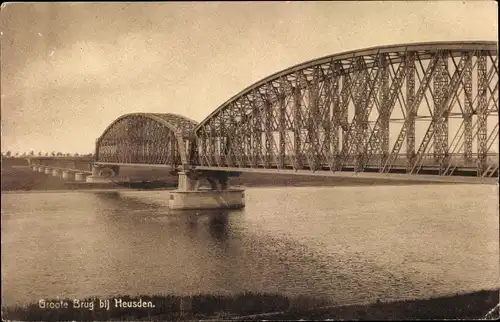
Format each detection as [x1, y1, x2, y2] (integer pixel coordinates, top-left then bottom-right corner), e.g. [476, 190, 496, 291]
[34, 41, 500, 181]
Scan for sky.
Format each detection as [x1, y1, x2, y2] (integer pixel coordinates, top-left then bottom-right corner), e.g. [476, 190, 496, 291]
[0, 1, 497, 154]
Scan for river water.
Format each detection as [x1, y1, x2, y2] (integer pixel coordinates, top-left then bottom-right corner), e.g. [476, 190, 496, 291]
[1, 184, 498, 307]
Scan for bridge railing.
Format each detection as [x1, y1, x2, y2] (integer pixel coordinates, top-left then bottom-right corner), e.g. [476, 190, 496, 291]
[27, 157, 94, 172]
[195, 152, 498, 174]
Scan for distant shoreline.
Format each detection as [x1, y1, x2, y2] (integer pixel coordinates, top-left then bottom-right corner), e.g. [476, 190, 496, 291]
[0, 179, 445, 193]
[1, 163, 453, 193]
[1, 188, 172, 194]
[0, 183, 457, 194]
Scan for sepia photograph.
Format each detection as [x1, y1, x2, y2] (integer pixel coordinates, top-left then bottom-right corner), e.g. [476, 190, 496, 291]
[1, 1, 498, 321]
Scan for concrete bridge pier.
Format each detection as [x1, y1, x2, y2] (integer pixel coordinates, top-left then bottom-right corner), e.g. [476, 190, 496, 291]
[31, 165, 38, 171]
[44, 167, 52, 175]
[75, 172, 90, 182]
[86, 165, 119, 183]
[38, 166, 45, 173]
[52, 168, 61, 177]
[169, 170, 245, 210]
[62, 170, 75, 181]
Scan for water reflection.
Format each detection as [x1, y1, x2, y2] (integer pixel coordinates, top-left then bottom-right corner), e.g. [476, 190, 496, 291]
[1, 186, 498, 307]
[90, 190, 165, 211]
[93, 191, 121, 199]
[90, 191, 233, 244]
[208, 212, 229, 242]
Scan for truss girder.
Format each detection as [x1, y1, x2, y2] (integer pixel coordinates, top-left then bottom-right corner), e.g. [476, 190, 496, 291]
[96, 113, 198, 166]
[477, 52, 488, 174]
[195, 42, 498, 177]
[408, 53, 472, 174]
[406, 52, 416, 166]
[463, 54, 473, 161]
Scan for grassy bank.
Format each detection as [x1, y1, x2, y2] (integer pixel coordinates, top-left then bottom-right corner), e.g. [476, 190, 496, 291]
[1, 292, 328, 321]
[264, 289, 499, 321]
[1, 164, 179, 191]
[2, 164, 437, 192]
[1, 290, 497, 321]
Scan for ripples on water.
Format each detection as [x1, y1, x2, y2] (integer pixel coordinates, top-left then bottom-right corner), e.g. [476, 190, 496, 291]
[1, 185, 498, 306]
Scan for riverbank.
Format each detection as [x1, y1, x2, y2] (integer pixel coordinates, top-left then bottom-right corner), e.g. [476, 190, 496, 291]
[260, 289, 499, 321]
[1, 164, 442, 192]
[1, 289, 497, 321]
[0, 165, 178, 191]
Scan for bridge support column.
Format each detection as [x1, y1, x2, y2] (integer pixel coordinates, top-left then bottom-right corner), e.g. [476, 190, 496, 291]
[74, 172, 89, 182]
[44, 167, 52, 175]
[169, 171, 245, 210]
[38, 166, 45, 173]
[62, 170, 75, 181]
[52, 168, 61, 177]
[31, 165, 38, 171]
[86, 165, 119, 183]
[178, 171, 200, 191]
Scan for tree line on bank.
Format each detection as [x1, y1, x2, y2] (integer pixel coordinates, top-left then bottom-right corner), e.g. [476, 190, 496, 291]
[1, 151, 94, 158]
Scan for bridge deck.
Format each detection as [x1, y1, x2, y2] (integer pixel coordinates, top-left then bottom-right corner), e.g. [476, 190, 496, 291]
[28, 157, 497, 184]
[194, 166, 497, 184]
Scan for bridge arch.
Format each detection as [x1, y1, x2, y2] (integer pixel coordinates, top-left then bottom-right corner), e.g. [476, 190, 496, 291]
[96, 113, 198, 166]
[194, 41, 498, 177]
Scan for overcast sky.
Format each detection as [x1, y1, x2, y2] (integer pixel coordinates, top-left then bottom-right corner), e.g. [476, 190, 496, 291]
[0, 1, 497, 154]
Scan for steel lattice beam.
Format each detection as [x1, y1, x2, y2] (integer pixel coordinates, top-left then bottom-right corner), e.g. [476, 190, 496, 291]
[96, 113, 197, 167]
[192, 41, 498, 177]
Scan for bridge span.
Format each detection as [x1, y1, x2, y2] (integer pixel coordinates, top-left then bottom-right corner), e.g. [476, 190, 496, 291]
[28, 41, 499, 209]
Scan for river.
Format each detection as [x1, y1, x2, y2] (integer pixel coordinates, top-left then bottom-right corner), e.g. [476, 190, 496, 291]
[1, 184, 498, 307]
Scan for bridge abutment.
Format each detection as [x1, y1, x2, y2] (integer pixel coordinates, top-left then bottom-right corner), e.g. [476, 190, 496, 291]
[75, 172, 90, 182]
[169, 171, 245, 210]
[52, 168, 61, 177]
[86, 165, 119, 183]
[62, 170, 75, 181]
[178, 171, 200, 191]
